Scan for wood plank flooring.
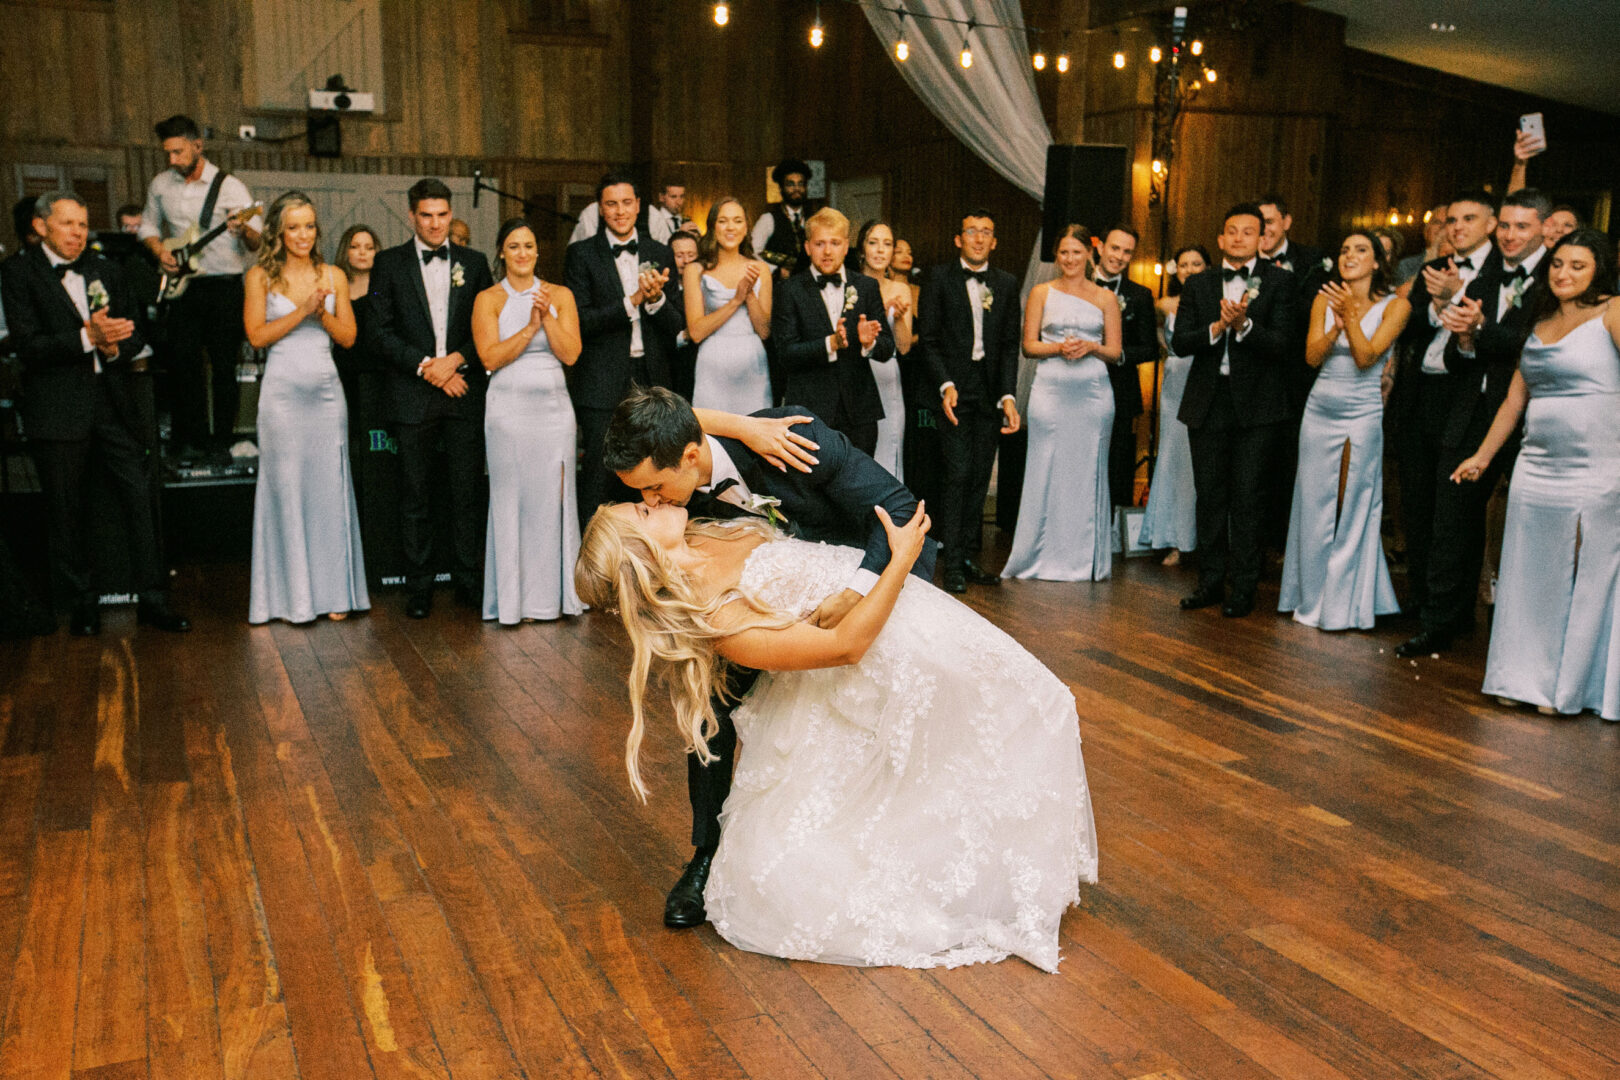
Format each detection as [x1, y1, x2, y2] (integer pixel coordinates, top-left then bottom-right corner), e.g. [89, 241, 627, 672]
[0, 550, 1616, 1080]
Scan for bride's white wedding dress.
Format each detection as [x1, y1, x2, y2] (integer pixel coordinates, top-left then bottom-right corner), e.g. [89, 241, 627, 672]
[706, 538, 1098, 972]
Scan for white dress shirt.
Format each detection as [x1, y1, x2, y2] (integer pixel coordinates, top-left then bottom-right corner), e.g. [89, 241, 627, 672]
[699, 436, 879, 597]
[1212, 258, 1259, 376]
[751, 205, 804, 251]
[1495, 243, 1546, 321]
[1422, 243, 1487, 374]
[648, 205, 686, 245]
[136, 160, 260, 278]
[414, 236, 452, 362]
[815, 271, 873, 361]
[940, 260, 1014, 406]
[569, 202, 600, 246]
[608, 230, 664, 358]
[43, 245, 98, 366]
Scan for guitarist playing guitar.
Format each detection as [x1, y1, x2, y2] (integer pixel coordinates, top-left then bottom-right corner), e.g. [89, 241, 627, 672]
[137, 114, 263, 456]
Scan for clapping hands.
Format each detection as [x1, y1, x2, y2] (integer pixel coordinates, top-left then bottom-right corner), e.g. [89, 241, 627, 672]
[86, 308, 136, 355]
[1422, 259, 1464, 304]
[633, 266, 670, 306]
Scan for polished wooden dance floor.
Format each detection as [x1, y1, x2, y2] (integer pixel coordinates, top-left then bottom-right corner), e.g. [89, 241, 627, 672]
[1, 552, 1616, 1080]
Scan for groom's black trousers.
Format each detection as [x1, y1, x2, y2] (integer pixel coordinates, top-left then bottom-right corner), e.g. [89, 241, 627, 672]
[689, 666, 760, 849]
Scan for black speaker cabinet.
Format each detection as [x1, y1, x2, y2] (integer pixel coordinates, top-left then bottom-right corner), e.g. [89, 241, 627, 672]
[1042, 144, 1130, 260]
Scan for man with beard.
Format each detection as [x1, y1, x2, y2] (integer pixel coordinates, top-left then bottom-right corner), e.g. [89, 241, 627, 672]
[751, 158, 818, 279]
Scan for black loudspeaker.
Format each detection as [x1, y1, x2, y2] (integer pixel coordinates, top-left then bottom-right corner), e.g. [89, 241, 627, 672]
[1042, 144, 1130, 261]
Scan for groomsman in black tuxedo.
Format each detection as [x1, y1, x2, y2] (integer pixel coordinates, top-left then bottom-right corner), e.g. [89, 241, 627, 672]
[667, 230, 701, 401]
[1093, 225, 1160, 506]
[368, 178, 494, 619]
[770, 207, 893, 456]
[918, 209, 1022, 594]
[565, 172, 684, 521]
[0, 192, 188, 634]
[751, 159, 818, 279]
[1396, 189, 1549, 657]
[603, 386, 935, 928]
[1390, 191, 1497, 621]
[1171, 202, 1297, 617]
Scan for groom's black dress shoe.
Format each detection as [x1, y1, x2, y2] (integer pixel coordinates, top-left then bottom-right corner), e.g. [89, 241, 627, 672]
[1395, 628, 1453, 658]
[664, 847, 718, 929]
[942, 568, 968, 594]
[137, 598, 191, 633]
[405, 592, 433, 620]
[1179, 586, 1224, 611]
[962, 560, 1000, 587]
[1221, 593, 1256, 619]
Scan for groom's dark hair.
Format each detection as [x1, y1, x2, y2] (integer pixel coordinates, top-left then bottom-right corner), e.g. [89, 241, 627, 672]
[604, 386, 704, 473]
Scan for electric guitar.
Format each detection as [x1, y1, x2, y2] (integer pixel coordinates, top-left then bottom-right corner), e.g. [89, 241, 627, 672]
[156, 201, 263, 303]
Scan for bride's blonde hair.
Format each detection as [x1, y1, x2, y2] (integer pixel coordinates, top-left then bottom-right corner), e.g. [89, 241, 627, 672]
[575, 507, 793, 801]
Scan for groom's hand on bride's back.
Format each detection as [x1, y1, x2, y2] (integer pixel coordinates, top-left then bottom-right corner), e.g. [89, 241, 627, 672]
[810, 588, 861, 629]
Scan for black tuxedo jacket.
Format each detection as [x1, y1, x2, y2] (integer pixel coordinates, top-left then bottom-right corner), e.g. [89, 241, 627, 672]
[917, 263, 1019, 404]
[1262, 241, 1329, 285]
[367, 239, 493, 424]
[771, 271, 894, 429]
[0, 246, 149, 440]
[1096, 275, 1158, 418]
[687, 409, 937, 582]
[1440, 250, 1546, 449]
[563, 228, 684, 411]
[1391, 248, 1494, 432]
[1171, 262, 1297, 429]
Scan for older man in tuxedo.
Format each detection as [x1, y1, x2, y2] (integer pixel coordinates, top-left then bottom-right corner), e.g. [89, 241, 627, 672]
[0, 192, 188, 634]
[1172, 202, 1297, 617]
[565, 172, 685, 521]
[919, 208, 1022, 594]
[368, 177, 494, 619]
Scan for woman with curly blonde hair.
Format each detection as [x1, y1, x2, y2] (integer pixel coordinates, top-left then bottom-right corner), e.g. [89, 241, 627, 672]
[242, 191, 368, 623]
[575, 486, 1098, 973]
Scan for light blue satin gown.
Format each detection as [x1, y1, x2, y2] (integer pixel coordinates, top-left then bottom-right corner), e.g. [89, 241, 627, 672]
[1139, 308, 1197, 552]
[249, 292, 369, 623]
[482, 280, 584, 624]
[1278, 295, 1399, 629]
[692, 272, 771, 414]
[1485, 313, 1620, 719]
[1002, 289, 1113, 581]
[871, 291, 905, 481]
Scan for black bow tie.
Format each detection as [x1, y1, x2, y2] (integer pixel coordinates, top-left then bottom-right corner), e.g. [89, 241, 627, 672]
[611, 239, 639, 258]
[421, 246, 448, 264]
[816, 273, 844, 290]
[1222, 266, 1252, 283]
[1454, 256, 1474, 271]
[53, 258, 85, 279]
[1095, 274, 1120, 289]
[964, 269, 988, 285]
[1507, 265, 1529, 281]
[709, 477, 739, 499]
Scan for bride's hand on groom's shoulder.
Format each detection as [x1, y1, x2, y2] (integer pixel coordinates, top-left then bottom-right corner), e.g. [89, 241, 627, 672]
[740, 414, 820, 473]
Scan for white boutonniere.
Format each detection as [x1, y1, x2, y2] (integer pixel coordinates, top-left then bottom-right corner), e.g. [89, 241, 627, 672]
[1506, 276, 1531, 309]
[1321, 256, 1334, 272]
[981, 285, 994, 312]
[744, 494, 786, 528]
[1116, 293, 1129, 317]
[639, 260, 658, 276]
[842, 284, 858, 313]
[450, 263, 466, 288]
[1242, 278, 1261, 304]
[86, 279, 110, 312]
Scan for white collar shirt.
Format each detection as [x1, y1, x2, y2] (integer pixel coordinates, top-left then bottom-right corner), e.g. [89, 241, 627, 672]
[700, 436, 752, 506]
[136, 160, 260, 277]
[607, 230, 664, 358]
[44, 245, 98, 368]
[961, 259, 987, 361]
[1496, 243, 1546, 321]
[414, 236, 452, 358]
[1422, 244, 1487, 374]
[1214, 257, 1259, 375]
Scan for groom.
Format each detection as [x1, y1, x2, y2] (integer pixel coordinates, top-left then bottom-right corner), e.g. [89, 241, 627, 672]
[603, 385, 937, 929]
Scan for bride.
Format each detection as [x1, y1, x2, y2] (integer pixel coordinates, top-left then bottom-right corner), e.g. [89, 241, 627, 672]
[575, 492, 1098, 972]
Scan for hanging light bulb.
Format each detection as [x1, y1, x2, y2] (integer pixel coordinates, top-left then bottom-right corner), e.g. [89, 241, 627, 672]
[1388, 209, 1402, 226]
[896, 37, 909, 61]
[1150, 45, 1162, 63]
[1056, 53, 1070, 73]
[1151, 159, 1165, 175]
[1423, 209, 1433, 223]
[1405, 213, 1415, 224]
[1032, 51, 1047, 71]
[713, 3, 729, 26]
[809, 18, 823, 47]
[1203, 66, 1217, 83]
[1113, 50, 1127, 69]
[960, 21, 974, 69]
[1190, 39, 1204, 55]
[1154, 261, 1164, 276]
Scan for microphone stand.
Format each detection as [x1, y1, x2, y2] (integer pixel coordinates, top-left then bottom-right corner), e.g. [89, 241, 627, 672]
[471, 169, 579, 224]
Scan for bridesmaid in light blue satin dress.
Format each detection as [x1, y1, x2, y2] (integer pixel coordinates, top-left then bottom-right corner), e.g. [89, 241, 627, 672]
[243, 192, 369, 624]
[1279, 232, 1410, 630]
[472, 218, 585, 624]
[1451, 231, 1620, 720]
[1003, 226, 1121, 582]
[684, 197, 773, 414]
[1141, 245, 1209, 563]
[855, 220, 916, 481]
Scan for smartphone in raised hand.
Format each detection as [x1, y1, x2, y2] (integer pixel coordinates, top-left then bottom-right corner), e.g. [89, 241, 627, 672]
[1519, 112, 1547, 152]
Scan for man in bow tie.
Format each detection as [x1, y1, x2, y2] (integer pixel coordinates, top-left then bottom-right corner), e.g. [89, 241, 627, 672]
[565, 172, 685, 522]
[1093, 225, 1160, 507]
[646, 181, 689, 244]
[368, 178, 495, 618]
[919, 209, 1022, 594]
[1396, 189, 1549, 658]
[1, 192, 189, 635]
[1171, 202, 1297, 617]
[770, 207, 893, 460]
[1390, 190, 1497, 633]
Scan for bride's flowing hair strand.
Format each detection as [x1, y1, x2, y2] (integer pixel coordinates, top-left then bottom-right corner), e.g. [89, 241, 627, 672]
[575, 510, 793, 802]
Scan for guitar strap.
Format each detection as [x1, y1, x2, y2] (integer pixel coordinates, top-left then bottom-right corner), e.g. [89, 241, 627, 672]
[198, 168, 229, 232]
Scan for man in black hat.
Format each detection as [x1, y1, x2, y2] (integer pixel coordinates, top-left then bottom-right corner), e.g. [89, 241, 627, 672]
[751, 158, 819, 280]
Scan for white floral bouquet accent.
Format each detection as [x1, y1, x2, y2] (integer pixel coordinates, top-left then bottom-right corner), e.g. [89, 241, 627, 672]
[1242, 278, 1261, 304]
[1117, 293, 1129, 317]
[981, 285, 994, 311]
[450, 263, 466, 288]
[745, 494, 786, 528]
[1506, 275, 1532, 309]
[1321, 256, 1334, 272]
[86, 279, 110, 312]
[843, 285, 858, 313]
[639, 260, 659, 276]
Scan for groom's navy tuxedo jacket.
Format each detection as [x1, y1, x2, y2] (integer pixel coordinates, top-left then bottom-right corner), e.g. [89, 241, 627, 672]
[687, 408, 938, 582]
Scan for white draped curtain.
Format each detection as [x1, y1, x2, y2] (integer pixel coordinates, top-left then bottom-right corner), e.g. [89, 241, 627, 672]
[861, 0, 1056, 405]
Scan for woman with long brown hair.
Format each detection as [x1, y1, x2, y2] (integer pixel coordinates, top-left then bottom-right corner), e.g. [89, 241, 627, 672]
[242, 191, 367, 623]
[684, 196, 773, 412]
